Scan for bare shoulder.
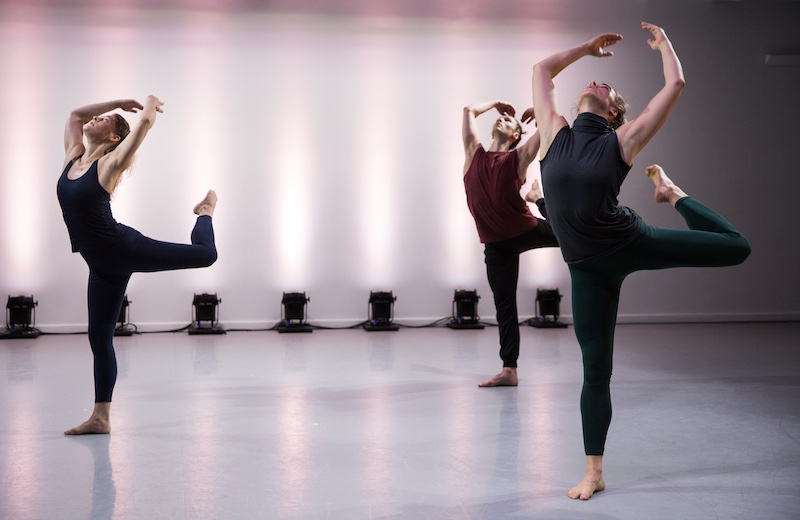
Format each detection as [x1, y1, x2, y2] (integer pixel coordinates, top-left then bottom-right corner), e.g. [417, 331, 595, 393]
[463, 144, 483, 176]
[539, 117, 569, 159]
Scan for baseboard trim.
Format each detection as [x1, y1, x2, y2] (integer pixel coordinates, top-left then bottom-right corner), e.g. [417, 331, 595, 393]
[30, 312, 800, 335]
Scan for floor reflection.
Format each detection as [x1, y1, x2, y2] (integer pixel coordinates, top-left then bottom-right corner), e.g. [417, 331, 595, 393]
[6, 342, 36, 383]
[369, 335, 394, 371]
[68, 435, 116, 520]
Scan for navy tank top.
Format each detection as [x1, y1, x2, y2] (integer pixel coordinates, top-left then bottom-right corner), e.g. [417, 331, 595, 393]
[56, 157, 125, 252]
[540, 113, 643, 263]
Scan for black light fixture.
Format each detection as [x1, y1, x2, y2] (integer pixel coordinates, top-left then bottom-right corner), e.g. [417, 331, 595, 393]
[364, 291, 399, 331]
[1, 295, 40, 339]
[529, 288, 567, 328]
[189, 293, 225, 335]
[447, 289, 484, 329]
[114, 295, 135, 336]
[277, 292, 312, 333]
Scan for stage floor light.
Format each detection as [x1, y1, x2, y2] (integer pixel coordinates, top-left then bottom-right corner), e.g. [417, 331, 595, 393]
[190, 293, 225, 335]
[277, 292, 312, 333]
[364, 291, 398, 332]
[447, 289, 484, 330]
[529, 288, 568, 328]
[2, 295, 40, 339]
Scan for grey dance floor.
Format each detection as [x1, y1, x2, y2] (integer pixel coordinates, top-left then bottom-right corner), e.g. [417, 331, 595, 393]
[1, 322, 799, 519]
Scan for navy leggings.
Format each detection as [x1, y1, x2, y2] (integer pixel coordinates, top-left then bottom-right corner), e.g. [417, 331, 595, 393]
[569, 197, 750, 455]
[484, 200, 560, 367]
[79, 216, 217, 402]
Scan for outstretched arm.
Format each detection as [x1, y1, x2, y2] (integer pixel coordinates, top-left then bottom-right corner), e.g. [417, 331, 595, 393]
[462, 100, 515, 174]
[532, 32, 623, 157]
[616, 23, 685, 164]
[64, 99, 142, 162]
[97, 95, 163, 191]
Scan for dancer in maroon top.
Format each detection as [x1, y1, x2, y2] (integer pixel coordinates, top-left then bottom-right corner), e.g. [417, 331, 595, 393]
[463, 100, 559, 387]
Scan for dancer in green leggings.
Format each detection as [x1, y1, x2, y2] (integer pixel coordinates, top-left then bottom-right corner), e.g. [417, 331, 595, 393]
[532, 23, 751, 499]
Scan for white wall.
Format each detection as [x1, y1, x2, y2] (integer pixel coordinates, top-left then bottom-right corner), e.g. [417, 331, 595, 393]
[1, 1, 798, 331]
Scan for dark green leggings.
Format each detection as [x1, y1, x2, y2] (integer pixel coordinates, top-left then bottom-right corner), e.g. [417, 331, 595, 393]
[568, 197, 751, 456]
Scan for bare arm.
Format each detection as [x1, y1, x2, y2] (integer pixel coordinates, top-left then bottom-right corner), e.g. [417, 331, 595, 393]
[63, 99, 142, 164]
[515, 107, 541, 180]
[97, 95, 163, 191]
[462, 100, 515, 175]
[616, 23, 685, 164]
[532, 32, 623, 158]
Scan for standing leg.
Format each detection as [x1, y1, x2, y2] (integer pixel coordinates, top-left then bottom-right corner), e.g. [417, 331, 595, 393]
[480, 244, 520, 387]
[567, 264, 625, 499]
[479, 223, 560, 387]
[65, 269, 130, 435]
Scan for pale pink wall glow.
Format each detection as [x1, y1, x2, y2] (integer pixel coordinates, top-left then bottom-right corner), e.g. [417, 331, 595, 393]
[0, 4, 784, 327]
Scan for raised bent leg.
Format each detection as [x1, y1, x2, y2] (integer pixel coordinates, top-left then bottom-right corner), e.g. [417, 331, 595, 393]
[113, 215, 217, 274]
[636, 165, 750, 268]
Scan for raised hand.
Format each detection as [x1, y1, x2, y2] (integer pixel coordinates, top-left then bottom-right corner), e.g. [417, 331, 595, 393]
[520, 107, 536, 125]
[641, 22, 669, 51]
[118, 99, 144, 113]
[494, 101, 516, 117]
[145, 95, 165, 113]
[586, 33, 623, 57]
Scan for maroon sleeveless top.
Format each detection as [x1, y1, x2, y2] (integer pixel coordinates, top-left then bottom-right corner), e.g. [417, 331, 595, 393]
[464, 146, 538, 243]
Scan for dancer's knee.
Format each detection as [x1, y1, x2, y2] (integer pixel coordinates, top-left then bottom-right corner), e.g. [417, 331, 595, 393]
[731, 235, 751, 265]
[584, 367, 612, 387]
[582, 350, 613, 386]
[200, 247, 218, 267]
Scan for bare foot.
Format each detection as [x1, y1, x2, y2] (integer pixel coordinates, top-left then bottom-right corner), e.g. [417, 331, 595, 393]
[478, 367, 518, 387]
[193, 190, 218, 216]
[65, 402, 111, 435]
[64, 417, 110, 435]
[646, 164, 687, 206]
[525, 179, 544, 203]
[568, 472, 605, 500]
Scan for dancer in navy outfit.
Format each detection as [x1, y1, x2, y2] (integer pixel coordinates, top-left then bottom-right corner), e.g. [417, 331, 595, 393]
[58, 96, 218, 435]
[532, 23, 750, 499]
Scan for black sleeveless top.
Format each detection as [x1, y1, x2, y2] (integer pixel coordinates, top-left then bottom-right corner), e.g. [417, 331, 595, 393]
[56, 157, 125, 252]
[540, 113, 643, 263]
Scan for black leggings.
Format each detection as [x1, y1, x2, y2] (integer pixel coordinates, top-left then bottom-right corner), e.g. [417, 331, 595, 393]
[80, 216, 217, 402]
[569, 197, 750, 455]
[484, 201, 560, 367]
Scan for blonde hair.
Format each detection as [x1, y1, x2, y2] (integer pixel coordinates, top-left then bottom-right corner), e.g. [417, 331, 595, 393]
[608, 89, 628, 131]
